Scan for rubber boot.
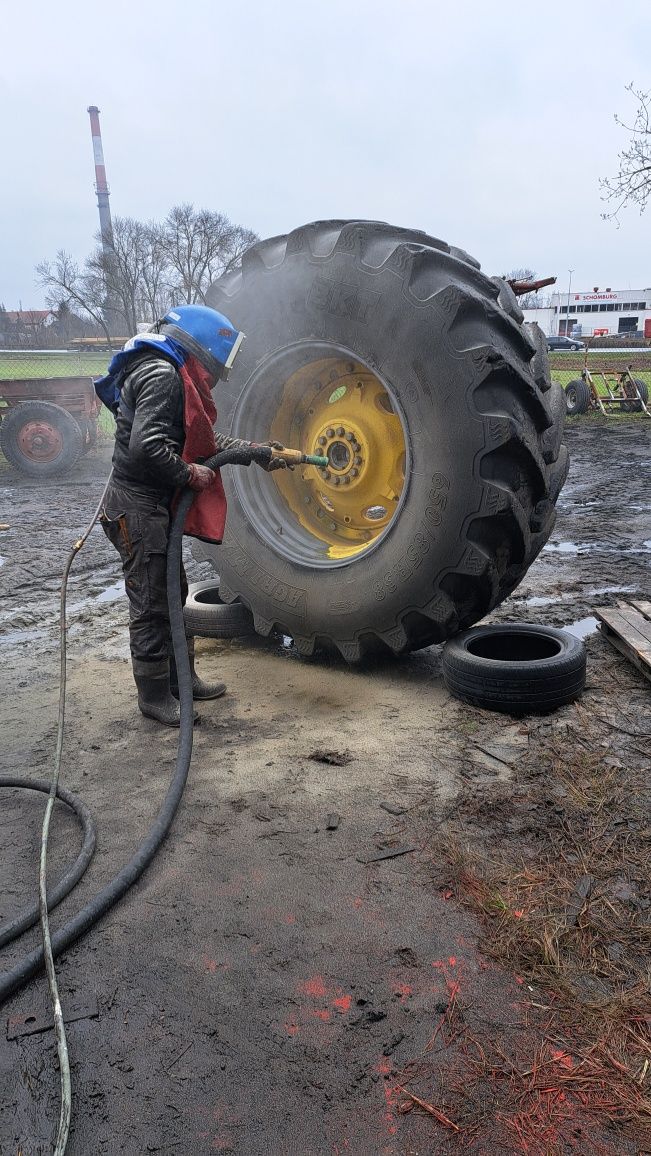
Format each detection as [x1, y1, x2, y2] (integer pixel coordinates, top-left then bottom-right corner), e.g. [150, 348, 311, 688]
[170, 637, 226, 702]
[132, 658, 195, 727]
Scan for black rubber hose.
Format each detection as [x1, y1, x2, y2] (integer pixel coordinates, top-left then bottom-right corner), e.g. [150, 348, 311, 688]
[0, 777, 96, 950]
[0, 448, 243, 1006]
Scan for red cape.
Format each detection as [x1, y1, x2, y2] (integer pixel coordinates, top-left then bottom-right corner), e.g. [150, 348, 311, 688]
[178, 355, 227, 544]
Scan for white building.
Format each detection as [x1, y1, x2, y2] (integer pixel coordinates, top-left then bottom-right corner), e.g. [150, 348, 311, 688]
[523, 287, 651, 339]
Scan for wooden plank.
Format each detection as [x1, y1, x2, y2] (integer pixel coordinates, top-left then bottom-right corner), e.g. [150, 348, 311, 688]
[597, 608, 651, 654]
[596, 606, 651, 684]
[629, 600, 651, 622]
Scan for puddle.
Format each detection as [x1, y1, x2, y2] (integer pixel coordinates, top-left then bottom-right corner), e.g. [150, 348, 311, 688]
[2, 625, 48, 647]
[522, 585, 637, 609]
[543, 541, 651, 556]
[564, 616, 600, 640]
[68, 580, 125, 615]
[543, 541, 580, 554]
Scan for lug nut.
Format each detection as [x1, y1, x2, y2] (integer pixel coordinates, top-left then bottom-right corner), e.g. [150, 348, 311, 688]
[336, 426, 345, 436]
[333, 476, 341, 486]
[326, 427, 335, 438]
[354, 455, 362, 466]
[343, 476, 351, 484]
[317, 435, 327, 446]
[350, 467, 359, 477]
[351, 441, 360, 452]
[345, 431, 355, 442]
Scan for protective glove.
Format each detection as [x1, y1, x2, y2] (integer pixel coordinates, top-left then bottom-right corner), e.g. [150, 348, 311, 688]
[186, 463, 217, 491]
[256, 440, 292, 472]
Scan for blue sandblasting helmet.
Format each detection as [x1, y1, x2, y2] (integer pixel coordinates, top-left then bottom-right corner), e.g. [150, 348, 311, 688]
[158, 304, 245, 381]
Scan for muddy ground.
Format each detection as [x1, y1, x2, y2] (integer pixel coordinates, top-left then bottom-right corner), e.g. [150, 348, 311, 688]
[0, 419, 650, 1155]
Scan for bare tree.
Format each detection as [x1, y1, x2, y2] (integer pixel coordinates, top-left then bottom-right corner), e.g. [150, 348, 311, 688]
[138, 223, 173, 321]
[161, 204, 257, 303]
[601, 83, 651, 220]
[36, 251, 114, 348]
[36, 207, 259, 346]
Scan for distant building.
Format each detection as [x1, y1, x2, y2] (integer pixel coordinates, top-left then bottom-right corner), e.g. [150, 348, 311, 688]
[523, 288, 651, 339]
[0, 309, 56, 347]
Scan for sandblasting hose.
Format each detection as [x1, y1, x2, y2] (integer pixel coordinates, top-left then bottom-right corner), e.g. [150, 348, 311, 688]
[0, 449, 240, 1150]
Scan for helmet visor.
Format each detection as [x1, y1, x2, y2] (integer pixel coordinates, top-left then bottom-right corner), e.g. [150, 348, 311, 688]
[220, 330, 246, 381]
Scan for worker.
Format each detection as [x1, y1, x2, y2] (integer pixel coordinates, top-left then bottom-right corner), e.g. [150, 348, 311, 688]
[94, 304, 285, 726]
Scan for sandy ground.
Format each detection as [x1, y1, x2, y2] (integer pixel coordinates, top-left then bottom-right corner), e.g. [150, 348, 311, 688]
[0, 420, 650, 1155]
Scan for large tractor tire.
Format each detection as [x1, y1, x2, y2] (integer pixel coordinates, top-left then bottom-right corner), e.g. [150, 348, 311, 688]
[0, 400, 84, 478]
[200, 220, 569, 662]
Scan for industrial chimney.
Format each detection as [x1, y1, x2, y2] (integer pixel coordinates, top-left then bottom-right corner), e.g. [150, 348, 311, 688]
[87, 105, 114, 253]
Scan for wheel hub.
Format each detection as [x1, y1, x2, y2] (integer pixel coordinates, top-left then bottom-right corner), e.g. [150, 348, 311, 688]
[264, 354, 407, 561]
[18, 421, 63, 462]
[315, 426, 365, 485]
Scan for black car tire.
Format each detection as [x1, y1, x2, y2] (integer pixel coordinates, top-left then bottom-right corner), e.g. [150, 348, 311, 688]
[0, 401, 84, 478]
[565, 379, 591, 416]
[442, 623, 586, 714]
[183, 581, 256, 639]
[202, 220, 568, 662]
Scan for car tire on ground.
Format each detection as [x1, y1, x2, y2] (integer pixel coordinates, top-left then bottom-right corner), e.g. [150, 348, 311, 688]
[183, 580, 256, 639]
[565, 379, 591, 416]
[441, 623, 587, 714]
[200, 220, 568, 662]
[0, 401, 84, 478]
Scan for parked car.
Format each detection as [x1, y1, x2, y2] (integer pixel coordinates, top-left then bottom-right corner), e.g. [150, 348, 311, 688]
[546, 334, 586, 352]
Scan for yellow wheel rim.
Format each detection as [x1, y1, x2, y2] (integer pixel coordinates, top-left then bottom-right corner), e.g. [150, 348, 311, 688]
[269, 356, 406, 560]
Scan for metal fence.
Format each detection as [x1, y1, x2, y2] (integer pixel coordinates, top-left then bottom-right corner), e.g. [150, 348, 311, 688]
[0, 349, 110, 382]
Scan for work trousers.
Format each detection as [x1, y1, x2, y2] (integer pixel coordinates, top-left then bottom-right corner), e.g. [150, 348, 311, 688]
[100, 479, 188, 664]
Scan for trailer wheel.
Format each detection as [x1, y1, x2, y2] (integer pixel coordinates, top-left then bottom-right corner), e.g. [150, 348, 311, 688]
[622, 377, 649, 413]
[202, 220, 568, 661]
[0, 401, 84, 478]
[565, 379, 591, 415]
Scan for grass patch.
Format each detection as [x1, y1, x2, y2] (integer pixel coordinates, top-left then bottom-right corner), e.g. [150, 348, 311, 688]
[0, 352, 109, 381]
[420, 718, 651, 1151]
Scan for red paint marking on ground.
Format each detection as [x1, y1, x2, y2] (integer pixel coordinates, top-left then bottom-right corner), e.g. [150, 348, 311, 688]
[312, 1008, 331, 1022]
[448, 956, 457, 967]
[211, 1136, 234, 1152]
[513, 908, 525, 918]
[551, 1049, 574, 1070]
[352, 896, 364, 909]
[301, 975, 328, 999]
[333, 994, 352, 1012]
[284, 1022, 299, 1036]
[393, 981, 413, 1002]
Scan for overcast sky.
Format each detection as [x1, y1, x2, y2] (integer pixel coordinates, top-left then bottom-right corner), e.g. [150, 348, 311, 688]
[2, 0, 649, 308]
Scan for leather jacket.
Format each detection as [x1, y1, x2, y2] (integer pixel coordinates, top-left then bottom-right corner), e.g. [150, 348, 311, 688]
[111, 354, 192, 498]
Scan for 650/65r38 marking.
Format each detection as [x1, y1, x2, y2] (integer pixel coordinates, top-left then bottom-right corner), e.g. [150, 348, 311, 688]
[198, 220, 569, 662]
